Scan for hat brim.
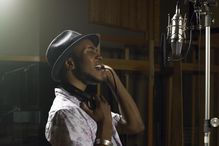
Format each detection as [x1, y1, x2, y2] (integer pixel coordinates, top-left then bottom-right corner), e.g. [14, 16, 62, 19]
[51, 34, 99, 82]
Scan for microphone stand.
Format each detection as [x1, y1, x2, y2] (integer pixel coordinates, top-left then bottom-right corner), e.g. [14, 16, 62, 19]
[201, 2, 218, 146]
[204, 5, 211, 145]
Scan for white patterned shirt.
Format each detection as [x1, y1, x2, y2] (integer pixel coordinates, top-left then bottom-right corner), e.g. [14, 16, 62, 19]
[45, 87, 123, 146]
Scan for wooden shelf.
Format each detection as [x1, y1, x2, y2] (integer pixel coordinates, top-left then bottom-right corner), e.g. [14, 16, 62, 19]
[1, 56, 219, 73]
[0, 55, 46, 62]
[182, 63, 219, 72]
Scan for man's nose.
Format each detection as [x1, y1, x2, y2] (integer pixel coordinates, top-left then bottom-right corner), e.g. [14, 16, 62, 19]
[95, 53, 103, 60]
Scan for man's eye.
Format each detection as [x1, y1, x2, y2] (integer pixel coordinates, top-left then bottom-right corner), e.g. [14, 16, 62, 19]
[88, 48, 98, 53]
[84, 48, 97, 55]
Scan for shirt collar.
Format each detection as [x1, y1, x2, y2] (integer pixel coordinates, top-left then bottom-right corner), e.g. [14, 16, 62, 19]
[54, 87, 81, 107]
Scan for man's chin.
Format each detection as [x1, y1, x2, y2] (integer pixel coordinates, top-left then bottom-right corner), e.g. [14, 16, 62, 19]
[85, 77, 105, 85]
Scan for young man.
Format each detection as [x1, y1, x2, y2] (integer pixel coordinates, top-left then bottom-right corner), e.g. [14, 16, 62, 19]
[45, 30, 144, 146]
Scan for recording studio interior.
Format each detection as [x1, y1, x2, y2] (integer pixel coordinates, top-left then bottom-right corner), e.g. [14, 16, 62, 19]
[0, 0, 219, 146]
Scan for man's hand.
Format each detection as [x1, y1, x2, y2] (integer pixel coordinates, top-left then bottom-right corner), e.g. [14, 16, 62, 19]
[100, 65, 117, 86]
[80, 95, 113, 140]
[80, 95, 112, 124]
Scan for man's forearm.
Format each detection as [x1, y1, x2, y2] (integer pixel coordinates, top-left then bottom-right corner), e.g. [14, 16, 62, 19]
[107, 70, 144, 134]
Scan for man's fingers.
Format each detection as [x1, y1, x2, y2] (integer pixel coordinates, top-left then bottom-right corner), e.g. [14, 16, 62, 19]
[95, 95, 101, 104]
[80, 102, 94, 118]
[99, 95, 107, 103]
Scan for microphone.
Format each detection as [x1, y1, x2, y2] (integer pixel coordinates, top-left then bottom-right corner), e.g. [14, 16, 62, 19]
[95, 64, 105, 70]
[167, 2, 187, 61]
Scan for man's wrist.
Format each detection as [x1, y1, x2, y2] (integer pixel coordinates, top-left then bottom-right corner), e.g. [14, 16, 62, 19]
[96, 123, 112, 140]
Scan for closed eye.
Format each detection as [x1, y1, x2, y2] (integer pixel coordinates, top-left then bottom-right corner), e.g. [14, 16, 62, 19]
[84, 46, 98, 54]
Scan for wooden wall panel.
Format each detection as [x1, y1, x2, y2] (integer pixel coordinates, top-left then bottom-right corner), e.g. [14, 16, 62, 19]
[147, 40, 155, 146]
[120, 0, 129, 28]
[154, 0, 160, 41]
[89, 0, 160, 40]
[191, 47, 200, 146]
[170, 62, 184, 146]
[136, 0, 147, 32]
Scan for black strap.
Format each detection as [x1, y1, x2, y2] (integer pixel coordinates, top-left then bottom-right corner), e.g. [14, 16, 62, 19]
[60, 82, 96, 110]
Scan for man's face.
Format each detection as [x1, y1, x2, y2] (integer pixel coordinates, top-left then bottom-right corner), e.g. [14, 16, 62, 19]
[71, 39, 106, 84]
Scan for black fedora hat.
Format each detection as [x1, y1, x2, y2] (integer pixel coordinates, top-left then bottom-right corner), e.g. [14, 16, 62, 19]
[46, 30, 99, 82]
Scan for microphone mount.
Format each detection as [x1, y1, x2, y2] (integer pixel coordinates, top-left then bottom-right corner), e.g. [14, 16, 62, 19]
[189, 0, 217, 29]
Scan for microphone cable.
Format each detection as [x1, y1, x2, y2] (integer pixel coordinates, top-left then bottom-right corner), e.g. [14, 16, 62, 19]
[105, 68, 118, 98]
[183, 11, 195, 60]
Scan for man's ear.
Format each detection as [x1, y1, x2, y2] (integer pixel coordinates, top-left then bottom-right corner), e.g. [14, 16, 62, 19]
[64, 58, 75, 71]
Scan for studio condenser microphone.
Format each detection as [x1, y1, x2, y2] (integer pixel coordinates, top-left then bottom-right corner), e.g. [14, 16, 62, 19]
[167, 2, 187, 61]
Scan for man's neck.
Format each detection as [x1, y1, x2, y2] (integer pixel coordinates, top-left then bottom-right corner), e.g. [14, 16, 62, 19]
[65, 71, 87, 91]
[67, 79, 87, 91]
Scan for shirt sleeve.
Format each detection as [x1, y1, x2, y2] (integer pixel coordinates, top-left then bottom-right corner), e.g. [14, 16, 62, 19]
[46, 109, 93, 146]
[111, 112, 127, 126]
